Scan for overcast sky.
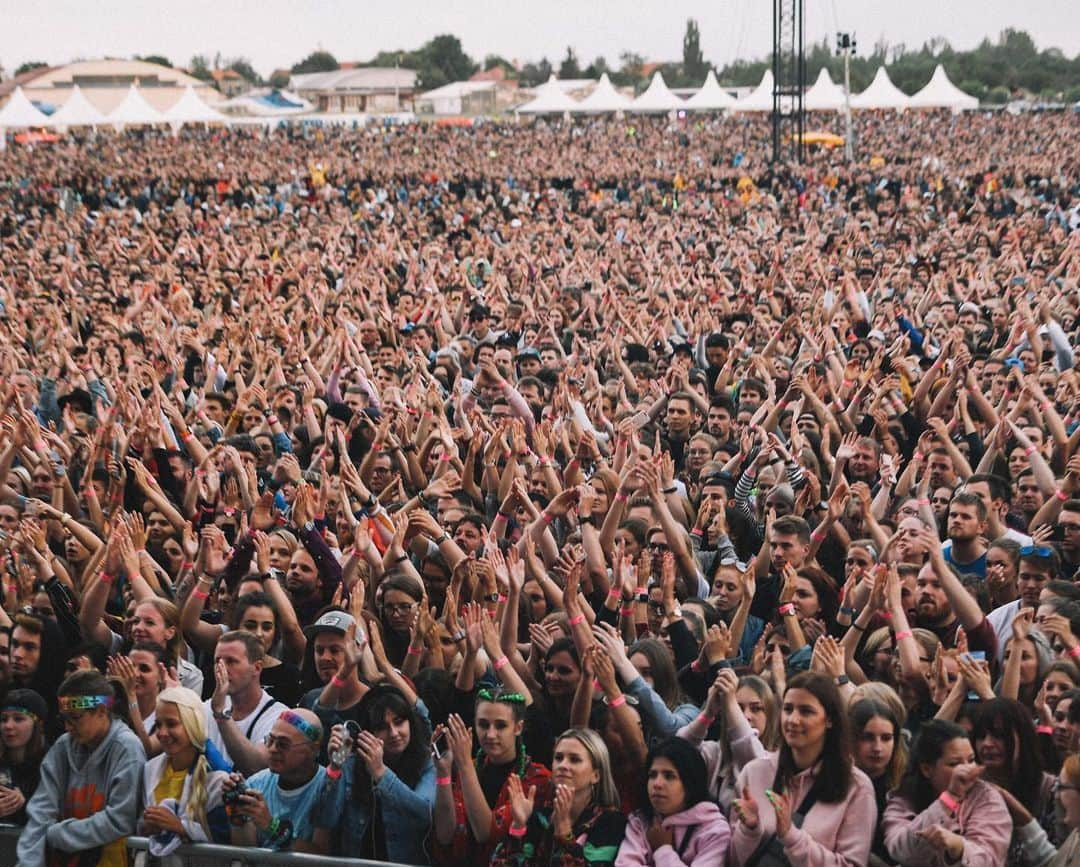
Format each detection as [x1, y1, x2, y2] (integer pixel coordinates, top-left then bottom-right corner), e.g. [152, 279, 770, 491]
[2, 0, 1078, 78]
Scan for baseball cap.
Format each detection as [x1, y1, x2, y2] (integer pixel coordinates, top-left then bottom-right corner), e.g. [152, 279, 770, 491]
[303, 610, 355, 639]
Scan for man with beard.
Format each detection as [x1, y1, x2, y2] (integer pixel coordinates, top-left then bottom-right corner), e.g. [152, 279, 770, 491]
[910, 526, 997, 656]
[941, 492, 990, 580]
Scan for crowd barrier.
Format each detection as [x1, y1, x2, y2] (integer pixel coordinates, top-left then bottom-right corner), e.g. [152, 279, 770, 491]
[0, 824, 417, 866]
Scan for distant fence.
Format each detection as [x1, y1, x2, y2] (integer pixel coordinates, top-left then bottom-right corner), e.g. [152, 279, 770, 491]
[0, 824, 417, 866]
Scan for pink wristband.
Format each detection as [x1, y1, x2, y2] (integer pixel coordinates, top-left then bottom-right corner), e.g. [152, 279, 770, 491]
[493, 655, 510, 671]
[331, 675, 348, 689]
[607, 588, 622, 600]
[894, 629, 913, 641]
[508, 824, 528, 838]
[778, 603, 795, 617]
[620, 605, 635, 617]
[436, 776, 452, 786]
[1068, 645, 1080, 660]
[938, 791, 960, 813]
[407, 645, 424, 656]
[615, 491, 628, 502]
[541, 512, 554, 524]
[1025, 446, 1037, 456]
[568, 613, 585, 627]
[1056, 489, 1070, 501]
[1037, 725, 1054, 735]
[498, 594, 508, 603]
[192, 589, 209, 601]
[608, 694, 627, 708]
[326, 766, 343, 780]
[698, 712, 716, 726]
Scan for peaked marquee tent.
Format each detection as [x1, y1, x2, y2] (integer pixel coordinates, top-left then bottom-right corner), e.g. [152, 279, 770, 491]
[630, 72, 683, 113]
[162, 85, 227, 126]
[908, 64, 978, 110]
[47, 85, 108, 127]
[107, 84, 164, 127]
[516, 75, 580, 114]
[850, 67, 911, 110]
[733, 69, 776, 111]
[804, 68, 846, 111]
[0, 86, 51, 127]
[684, 70, 737, 111]
[571, 73, 631, 113]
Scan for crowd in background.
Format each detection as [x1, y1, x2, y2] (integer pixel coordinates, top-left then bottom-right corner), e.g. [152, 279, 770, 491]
[0, 110, 1079, 866]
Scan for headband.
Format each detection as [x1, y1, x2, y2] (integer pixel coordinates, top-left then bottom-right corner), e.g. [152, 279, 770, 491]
[280, 710, 322, 743]
[476, 688, 526, 705]
[1, 706, 38, 720]
[59, 695, 113, 713]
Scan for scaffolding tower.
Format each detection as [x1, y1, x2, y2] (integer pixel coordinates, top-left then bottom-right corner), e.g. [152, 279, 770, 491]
[771, 0, 806, 164]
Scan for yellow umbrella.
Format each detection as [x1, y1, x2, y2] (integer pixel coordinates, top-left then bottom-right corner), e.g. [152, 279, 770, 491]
[797, 131, 846, 147]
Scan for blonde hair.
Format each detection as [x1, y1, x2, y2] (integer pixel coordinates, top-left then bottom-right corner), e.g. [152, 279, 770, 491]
[136, 597, 185, 667]
[556, 728, 619, 810]
[157, 687, 212, 836]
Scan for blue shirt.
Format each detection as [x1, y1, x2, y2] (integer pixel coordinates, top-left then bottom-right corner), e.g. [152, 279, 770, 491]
[942, 540, 988, 580]
[244, 765, 331, 850]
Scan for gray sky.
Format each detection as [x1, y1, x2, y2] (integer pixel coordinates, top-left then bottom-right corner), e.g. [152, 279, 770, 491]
[2, 0, 1078, 78]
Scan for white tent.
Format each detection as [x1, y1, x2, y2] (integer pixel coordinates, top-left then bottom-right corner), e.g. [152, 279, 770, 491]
[515, 75, 580, 114]
[47, 85, 108, 127]
[162, 85, 227, 126]
[0, 86, 51, 127]
[107, 84, 164, 127]
[629, 72, 683, 113]
[571, 73, 631, 113]
[732, 69, 776, 111]
[850, 67, 911, 110]
[683, 70, 737, 111]
[217, 88, 312, 116]
[908, 64, 978, 111]
[804, 68, 846, 111]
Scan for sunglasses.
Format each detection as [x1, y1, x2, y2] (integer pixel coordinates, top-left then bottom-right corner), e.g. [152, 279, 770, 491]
[1020, 546, 1055, 558]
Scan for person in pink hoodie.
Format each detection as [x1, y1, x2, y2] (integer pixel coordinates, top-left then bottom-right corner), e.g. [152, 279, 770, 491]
[728, 672, 877, 867]
[616, 737, 730, 867]
[883, 719, 1011, 867]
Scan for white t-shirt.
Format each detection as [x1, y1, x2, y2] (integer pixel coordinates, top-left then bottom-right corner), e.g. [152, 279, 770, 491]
[203, 690, 286, 768]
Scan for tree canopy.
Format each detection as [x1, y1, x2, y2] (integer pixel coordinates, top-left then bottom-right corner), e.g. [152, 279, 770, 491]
[291, 51, 339, 75]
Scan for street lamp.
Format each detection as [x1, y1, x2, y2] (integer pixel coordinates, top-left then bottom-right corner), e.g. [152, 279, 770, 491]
[836, 32, 856, 162]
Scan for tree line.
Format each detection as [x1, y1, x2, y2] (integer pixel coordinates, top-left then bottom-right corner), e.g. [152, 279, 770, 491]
[12, 25, 1079, 102]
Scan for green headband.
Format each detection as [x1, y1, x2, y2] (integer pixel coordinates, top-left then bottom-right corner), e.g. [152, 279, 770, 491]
[1, 706, 38, 720]
[477, 688, 526, 705]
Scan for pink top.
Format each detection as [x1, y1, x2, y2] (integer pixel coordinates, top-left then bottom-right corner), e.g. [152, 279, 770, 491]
[882, 778, 1011, 867]
[729, 754, 877, 867]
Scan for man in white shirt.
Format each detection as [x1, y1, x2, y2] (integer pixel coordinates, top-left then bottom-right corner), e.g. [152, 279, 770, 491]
[205, 629, 286, 775]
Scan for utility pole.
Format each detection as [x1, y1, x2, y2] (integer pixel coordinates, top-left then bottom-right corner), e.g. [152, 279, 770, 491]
[771, 0, 806, 164]
[836, 32, 856, 163]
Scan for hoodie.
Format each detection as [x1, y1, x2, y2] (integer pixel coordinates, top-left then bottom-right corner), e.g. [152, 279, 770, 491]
[616, 801, 732, 867]
[17, 718, 146, 867]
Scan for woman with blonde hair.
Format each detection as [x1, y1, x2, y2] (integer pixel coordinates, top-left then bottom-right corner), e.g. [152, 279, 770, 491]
[140, 686, 230, 852]
[493, 728, 627, 867]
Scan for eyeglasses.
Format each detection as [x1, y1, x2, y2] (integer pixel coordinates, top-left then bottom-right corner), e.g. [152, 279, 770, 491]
[263, 734, 310, 753]
[383, 602, 416, 615]
[1054, 779, 1080, 795]
[1020, 546, 1055, 558]
[1061, 524, 1080, 534]
[647, 543, 670, 552]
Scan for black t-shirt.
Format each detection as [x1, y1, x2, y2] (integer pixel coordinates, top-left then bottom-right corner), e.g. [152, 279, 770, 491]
[260, 661, 305, 708]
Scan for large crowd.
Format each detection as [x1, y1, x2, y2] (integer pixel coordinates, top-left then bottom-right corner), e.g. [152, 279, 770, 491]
[0, 108, 1079, 867]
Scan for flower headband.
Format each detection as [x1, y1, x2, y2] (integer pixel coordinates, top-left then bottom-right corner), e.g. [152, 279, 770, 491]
[476, 688, 526, 705]
[59, 695, 113, 713]
[280, 710, 322, 743]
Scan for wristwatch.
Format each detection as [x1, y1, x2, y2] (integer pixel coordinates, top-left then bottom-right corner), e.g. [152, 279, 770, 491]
[835, 675, 850, 686]
[578, 514, 595, 526]
[213, 707, 233, 722]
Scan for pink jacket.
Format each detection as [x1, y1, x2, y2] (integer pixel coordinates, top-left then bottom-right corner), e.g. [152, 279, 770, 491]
[615, 801, 731, 867]
[882, 779, 1011, 867]
[728, 754, 877, 867]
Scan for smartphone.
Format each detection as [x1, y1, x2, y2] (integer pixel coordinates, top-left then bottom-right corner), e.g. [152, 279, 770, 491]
[431, 731, 450, 760]
[630, 411, 651, 430]
[964, 651, 986, 701]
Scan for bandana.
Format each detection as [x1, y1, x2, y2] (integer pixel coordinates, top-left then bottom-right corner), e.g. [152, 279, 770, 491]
[0, 706, 38, 720]
[59, 695, 113, 713]
[280, 710, 322, 743]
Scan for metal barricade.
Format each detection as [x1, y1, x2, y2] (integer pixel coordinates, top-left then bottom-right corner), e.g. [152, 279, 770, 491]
[0, 825, 419, 867]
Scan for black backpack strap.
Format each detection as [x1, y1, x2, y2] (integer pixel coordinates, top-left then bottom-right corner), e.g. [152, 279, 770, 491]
[675, 824, 698, 859]
[243, 696, 275, 740]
